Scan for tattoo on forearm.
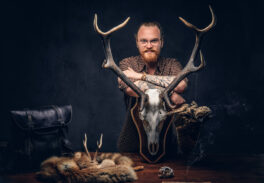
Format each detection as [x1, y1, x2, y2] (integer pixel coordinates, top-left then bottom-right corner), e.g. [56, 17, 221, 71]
[145, 75, 176, 88]
[135, 80, 164, 92]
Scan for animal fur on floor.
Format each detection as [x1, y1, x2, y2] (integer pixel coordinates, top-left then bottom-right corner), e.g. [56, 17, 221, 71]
[36, 134, 142, 183]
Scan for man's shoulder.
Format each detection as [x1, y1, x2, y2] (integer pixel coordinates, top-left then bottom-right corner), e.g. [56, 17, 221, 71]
[119, 56, 142, 71]
[120, 55, 141, 63]
[119, 56, 142, 68]
[159, 57, 182, 66]
[160, 57, 180, 63]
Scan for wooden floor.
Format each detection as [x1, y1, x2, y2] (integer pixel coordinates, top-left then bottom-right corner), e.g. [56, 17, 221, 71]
[1, 153, 264, 183]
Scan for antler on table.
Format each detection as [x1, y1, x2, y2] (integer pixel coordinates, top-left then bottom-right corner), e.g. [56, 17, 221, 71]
[83, 133, 92, 161]
[93, 133, 103, 162]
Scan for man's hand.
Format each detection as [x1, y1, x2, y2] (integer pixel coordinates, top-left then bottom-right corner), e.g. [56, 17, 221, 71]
[123, 67, 142, 80]
[170, 92, 186, 107]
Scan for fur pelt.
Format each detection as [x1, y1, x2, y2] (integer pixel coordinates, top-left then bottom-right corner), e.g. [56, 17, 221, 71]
[36, 152, 138, 183]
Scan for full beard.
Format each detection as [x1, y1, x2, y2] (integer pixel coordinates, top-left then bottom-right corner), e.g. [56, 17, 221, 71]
[141, 50, 160, 63]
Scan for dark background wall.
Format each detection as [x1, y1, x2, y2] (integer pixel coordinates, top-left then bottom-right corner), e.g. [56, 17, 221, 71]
[0, 0, 263, 153]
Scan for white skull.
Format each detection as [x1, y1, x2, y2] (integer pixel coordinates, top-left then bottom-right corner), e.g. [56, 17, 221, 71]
[139, 89, 167, 155]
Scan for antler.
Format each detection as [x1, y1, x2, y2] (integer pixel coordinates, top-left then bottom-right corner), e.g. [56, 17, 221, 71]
[83, 133, 92, 161]
[93, 133, 103, 162]
[163, 5, 216, 109]
[94, 14, 147, 111]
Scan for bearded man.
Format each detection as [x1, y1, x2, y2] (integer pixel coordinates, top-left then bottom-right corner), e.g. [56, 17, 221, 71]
[117, 22, 188, 153]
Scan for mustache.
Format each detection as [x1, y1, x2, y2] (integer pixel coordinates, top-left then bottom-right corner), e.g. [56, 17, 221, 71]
[144, 49, 157, 53]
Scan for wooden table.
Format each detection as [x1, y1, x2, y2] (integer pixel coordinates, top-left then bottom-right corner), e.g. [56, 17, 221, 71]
[1, 153, 264, 183]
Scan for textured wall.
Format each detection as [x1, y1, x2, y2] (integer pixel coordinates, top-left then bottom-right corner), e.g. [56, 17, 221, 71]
[0, 0, 263, 153]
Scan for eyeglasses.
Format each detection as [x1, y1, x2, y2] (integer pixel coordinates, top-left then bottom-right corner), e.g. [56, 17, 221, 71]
[138, 38, 161, 46]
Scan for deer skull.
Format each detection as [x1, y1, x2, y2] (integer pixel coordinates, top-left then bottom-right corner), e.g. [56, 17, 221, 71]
[139, 89, 167, 155]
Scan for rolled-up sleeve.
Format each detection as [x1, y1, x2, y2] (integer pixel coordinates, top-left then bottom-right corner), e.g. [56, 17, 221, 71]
[118, 58, 131, 91]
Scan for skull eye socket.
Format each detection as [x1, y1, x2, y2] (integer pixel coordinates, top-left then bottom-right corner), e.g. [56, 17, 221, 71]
[142, 120, 150, 131]
[157, 120, 164, 132]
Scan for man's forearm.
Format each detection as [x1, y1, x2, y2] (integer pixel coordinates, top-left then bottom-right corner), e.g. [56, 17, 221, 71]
[120, 78, 164, 97]
[125, 80, 186, 107]
[135, 80, 164, 92]
[145, 75, 175, 88]
[124, 81, 164, 97]
[122, 67, 187, 93]
[144, 75, 187, 93]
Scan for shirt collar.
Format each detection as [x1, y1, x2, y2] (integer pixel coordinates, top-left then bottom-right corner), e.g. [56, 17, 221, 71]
[137, 56, 163, 74]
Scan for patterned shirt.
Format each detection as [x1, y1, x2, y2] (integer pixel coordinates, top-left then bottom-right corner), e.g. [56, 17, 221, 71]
[118, 55, 187, 91]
